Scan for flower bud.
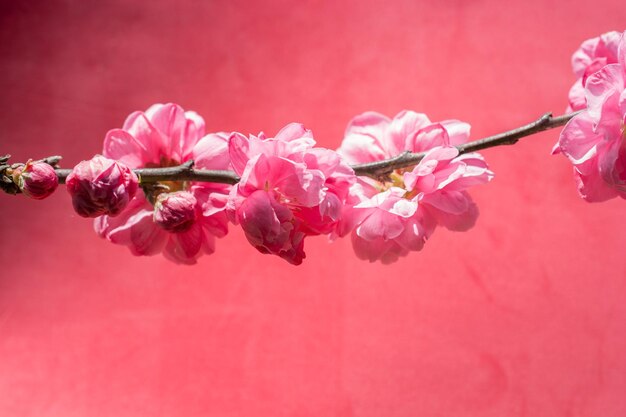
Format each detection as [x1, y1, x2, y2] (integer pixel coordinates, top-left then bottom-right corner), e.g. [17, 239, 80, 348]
[153, 191, 198, 232]
[12, 160, 59, 200]
[66, 155, 139, 218]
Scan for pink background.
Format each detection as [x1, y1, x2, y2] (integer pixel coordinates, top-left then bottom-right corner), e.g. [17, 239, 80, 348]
[1, 1, 626, 416]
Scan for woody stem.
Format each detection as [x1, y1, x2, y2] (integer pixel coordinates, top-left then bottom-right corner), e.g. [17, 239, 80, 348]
[1, 111, 579, 190]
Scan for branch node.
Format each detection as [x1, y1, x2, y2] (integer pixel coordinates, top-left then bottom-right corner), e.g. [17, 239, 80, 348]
[42, 155, 63, 168]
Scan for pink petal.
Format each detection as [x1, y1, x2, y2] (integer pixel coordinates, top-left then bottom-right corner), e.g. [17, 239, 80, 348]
[404, 147, 459, 190]
[344, 111, 391, 139]
[436, 157, 493, 191]
[192, 132, 231, 170]
[98, 199, 168, 256]
[273, 164, 324, 207]
[585, 64, 624, 124]
[351, 232, 408, 264]
[598, 137, 626, 189]
[144, 103, 189, 162]
[567, 80, 587, 112]
[228, 132, 251, 175]
[441, 120, 471, 146]
[201, 211, 229, 238]
[386, 110, 431, 155]
[582, 57, 609, 85]
[337, 133, 388, 164]
[354, 187, 406, 210]
[318, 191, 343, 221]
[190, 185, 230, 237]
[103, 129, 151, 168]
[426, 196, 479, 232]
[558, 112, 605, 175]
[122, 111, 167, 163]
[421, 190, 470, 215]
[338, 112, 391, 164]
[241, 154, 323, 207]
[162, 223, 205, 264]
[275, 122, 314, 143]
[389, 198, 418, 217]
[572, 37, 600, 77]
[408, 123, 451, 152]
[181, 111, 206, 159]
[356, 209, 405, 241]
[393, 215, 431, 251]
[574, 167, 618, 202]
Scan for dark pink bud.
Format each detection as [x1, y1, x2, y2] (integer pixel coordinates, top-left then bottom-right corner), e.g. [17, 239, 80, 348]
[12, 160, 59, 200]
[66, 155, 139, 218]
[153, 191, 198, 232]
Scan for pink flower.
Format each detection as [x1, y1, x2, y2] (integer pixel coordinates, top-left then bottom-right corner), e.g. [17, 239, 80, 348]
[348, 187, 432, 264]
[555, 31, 626, 202]
[337, 111, 493, 263]
[12, 160, 58, 200]
[567, 30, 622, 112]
[66, 155, 138, 217]
[95, 103, 231, 264]
[227, 123, 355, 265]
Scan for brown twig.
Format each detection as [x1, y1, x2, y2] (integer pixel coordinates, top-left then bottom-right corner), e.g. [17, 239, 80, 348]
[2, 111, 579, 191]
[54, 160, 241, 185]
[351, 111, 578, 178]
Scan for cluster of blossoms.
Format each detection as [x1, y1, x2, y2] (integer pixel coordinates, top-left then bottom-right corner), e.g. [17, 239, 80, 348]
[6, 29, 624, 266]
[336, 111, 493, 263]
[554, 30, 626, 201]
[226, 124, 355, 264]
[7, 103, 493, 265]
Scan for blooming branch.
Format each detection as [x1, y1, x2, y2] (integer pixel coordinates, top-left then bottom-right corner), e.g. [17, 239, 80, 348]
[0, 111, 579, 190]
[0, 29, 621, 266]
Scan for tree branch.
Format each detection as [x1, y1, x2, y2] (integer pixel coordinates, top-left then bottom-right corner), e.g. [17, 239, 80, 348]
[351, 111, 578, 178]
[2, 111, 579, 191]
[54, 160, 241, 185]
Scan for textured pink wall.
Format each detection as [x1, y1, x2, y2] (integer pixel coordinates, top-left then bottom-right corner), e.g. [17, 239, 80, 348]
[1, 1, 625, 416]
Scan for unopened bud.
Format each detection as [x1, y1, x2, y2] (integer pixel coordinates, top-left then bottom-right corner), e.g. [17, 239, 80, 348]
[12, 160, 59, 200]
[66, 155, 139, 217]
[154, 191, 197, 232]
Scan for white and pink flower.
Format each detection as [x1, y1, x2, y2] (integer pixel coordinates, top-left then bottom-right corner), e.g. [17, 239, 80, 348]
[556, 31, 626, 202]
[227, 123, 355, 265]
[337, 111, 493, 263]
[94, 103, 231, 264]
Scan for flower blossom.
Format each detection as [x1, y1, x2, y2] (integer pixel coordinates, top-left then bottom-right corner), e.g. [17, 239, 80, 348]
[337, 111, 493, 263]
[227, 123, 355, 265]
[94, 103, 231, 264]
[66, 155, 138, 217]
[12, 160, 58, 200]
[567, 30, 622, 112]
[555, 31, 626, 202]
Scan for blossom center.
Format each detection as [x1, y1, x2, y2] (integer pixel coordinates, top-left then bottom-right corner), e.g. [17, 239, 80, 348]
[376, 170, 418, 199]
[143, 157, 189, 201]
